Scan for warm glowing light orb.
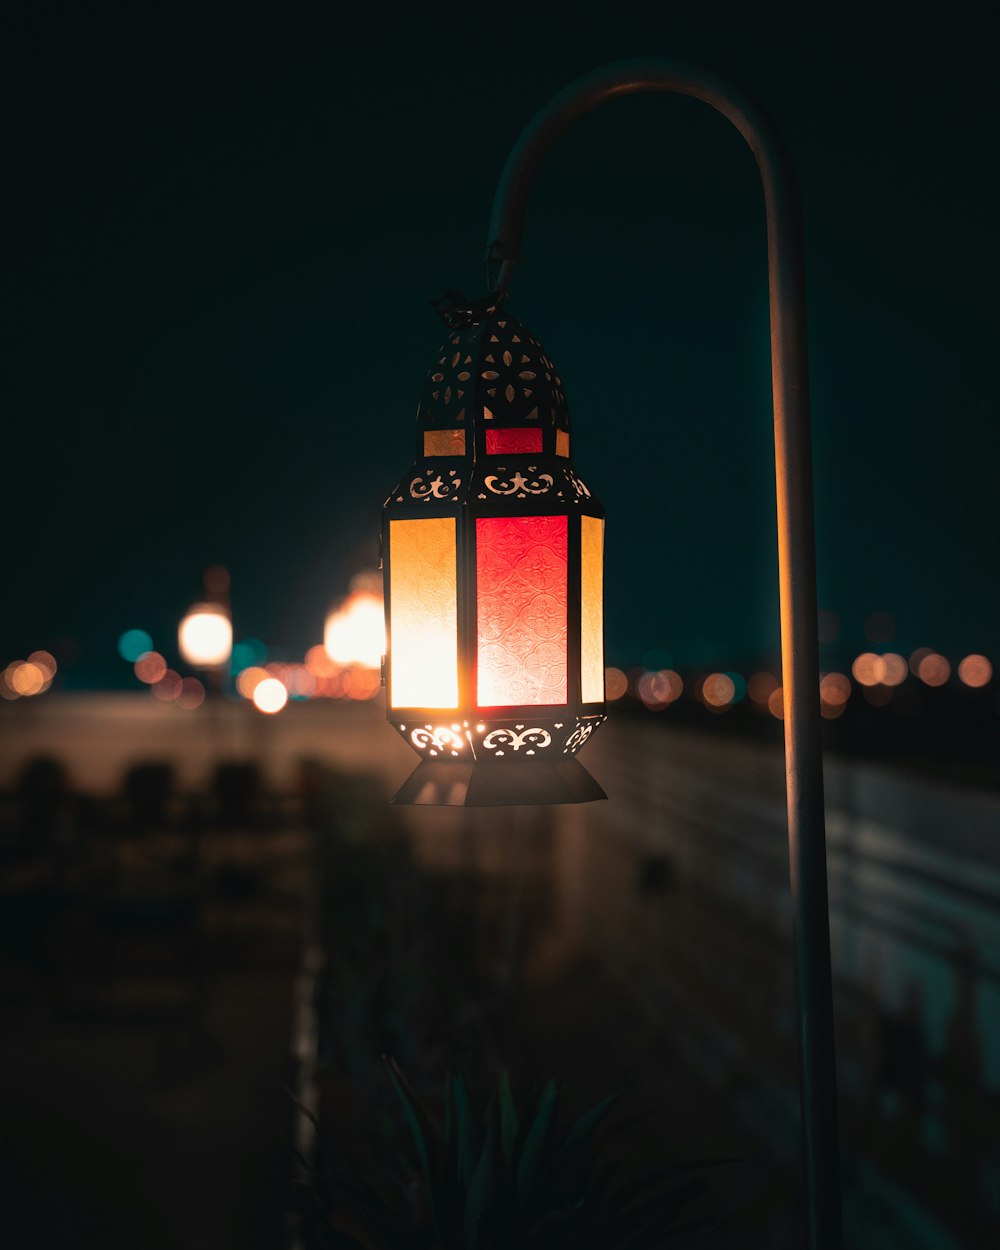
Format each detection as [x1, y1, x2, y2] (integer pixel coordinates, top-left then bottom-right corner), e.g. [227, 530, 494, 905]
[28, 651, 57, 682]
[768, 686, 785, 719]
[152, 670, 183, 701]
[851, 653, 884, 687]
[748, 671, 779, 705]
[958, 654, 992, 688]
[917, 652, 950, 687]
[702, 672, 735, 708]
[820, 672, 851, 707]
[134, 651, 167, 684]
[10, 662, 45, 696]
[324, 590, 385, 671]
[236, 666, 269, 699]
[178, 607, 232, 668]
[604, 667, 628, 701]
[253, 677, 288, 714]
[176, 677, 206, 710]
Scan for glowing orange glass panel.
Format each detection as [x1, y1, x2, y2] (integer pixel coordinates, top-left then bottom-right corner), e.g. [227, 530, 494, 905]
[485, 428, 543, 455]
[389, 518, 458, 708]
[423, 428, 466, 457]
[476, 516, 567, 706]
[581, 515, 604, 702]
[555, 430, 570, 457]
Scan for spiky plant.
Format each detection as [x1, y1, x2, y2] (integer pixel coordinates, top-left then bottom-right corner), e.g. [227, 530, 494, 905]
[303, 1061, 712, 1249]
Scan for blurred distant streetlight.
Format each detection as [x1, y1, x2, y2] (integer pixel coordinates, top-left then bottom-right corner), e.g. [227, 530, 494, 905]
[178, 565, 232, 695]
[323, 575, 384, 671]
[381, 59, 841, 1248]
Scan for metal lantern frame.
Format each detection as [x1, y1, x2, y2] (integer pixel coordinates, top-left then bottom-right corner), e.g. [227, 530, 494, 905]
[382, 300, 607, 806]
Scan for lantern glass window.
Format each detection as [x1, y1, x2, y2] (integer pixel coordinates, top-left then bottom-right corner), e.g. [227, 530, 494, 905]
[581, 515, 605, 703]
[485, 428, 543, 455]
[476, 515, 568, 707]
[389, 517, 459, 708]
[423, 429, 466, 457]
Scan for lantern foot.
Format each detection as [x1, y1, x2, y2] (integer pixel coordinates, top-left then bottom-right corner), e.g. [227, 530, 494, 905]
[392, 757, 607, 807]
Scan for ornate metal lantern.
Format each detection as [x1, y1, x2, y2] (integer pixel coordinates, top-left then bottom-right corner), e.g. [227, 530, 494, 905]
[381, 300, 606, 805]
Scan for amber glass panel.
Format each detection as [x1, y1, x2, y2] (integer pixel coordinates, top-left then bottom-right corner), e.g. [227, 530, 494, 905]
[485, 428, 543, 455]
[423, 429, 466, 457]
[581, 515, 604, 703]
[389, 518, 458, 708]
[555, 430, 570, 458]
[477, 516, 567, 706]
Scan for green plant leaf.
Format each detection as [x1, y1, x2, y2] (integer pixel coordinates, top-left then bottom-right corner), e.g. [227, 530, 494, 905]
[464, 1116, 497, 1250]
[516, 1078, 559, 1209]
[548, 1087, 623, 1177]
[452, 1072, 483, 1189]
[384, 1056, 438, 1231]
[498, 1070, 518, 1167]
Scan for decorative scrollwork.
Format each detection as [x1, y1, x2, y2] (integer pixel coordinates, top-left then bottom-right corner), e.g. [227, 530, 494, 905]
[565, 468, 591, 499]
[410, 471, 462, 501]
[481, 727, 552, 756]
[483, 470, 554, 498]
[564, 721, 597, 753]
[411, 726, 465, 755]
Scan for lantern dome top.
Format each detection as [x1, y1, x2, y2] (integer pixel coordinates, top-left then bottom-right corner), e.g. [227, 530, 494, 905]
[417, 310, 570, 436]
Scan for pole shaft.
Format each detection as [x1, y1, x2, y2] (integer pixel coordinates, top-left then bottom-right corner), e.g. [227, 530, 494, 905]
[485, 59, 842, 1248]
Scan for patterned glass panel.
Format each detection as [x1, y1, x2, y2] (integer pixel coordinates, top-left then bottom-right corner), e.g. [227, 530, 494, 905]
[555, 430, 570, 458]
[389, 518, 458, 708]
[581, 515, 604, 703]
[485, 428, 543, 455]
[477, 516, 567, 706]
[423, 428, 466, 457]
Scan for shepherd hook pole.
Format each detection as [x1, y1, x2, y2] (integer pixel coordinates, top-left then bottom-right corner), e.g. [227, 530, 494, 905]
[484, 58, 842, 1249]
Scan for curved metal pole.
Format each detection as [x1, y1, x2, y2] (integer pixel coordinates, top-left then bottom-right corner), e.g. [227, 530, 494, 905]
[486, 59, 841, 1249]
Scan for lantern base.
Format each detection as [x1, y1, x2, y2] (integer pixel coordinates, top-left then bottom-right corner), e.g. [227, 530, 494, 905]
[392, 757, 607, 807]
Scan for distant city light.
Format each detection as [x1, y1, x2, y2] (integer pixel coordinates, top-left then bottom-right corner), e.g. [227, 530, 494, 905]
[851, 653, 884, 687]
[118, 629, 153, 663]
[768, 686, 785, 719]
[880, 653, 908, 686]
[958, 654, 992, 688]
[637, 668, 683, 710]
[748, 671, 779, 706]
[253, 677, 288, 714]
[231, 639, 267, 674]
[324, 588, 384, 670]
[179, 606, 232, 668]
[820, 672, 851, 707]
[702, 672, 736, 709]
[152, 670, 183, 702]
[134, 651, 167, 684]
[916, 652, 950, 687]
[236, 666, 269, 699]
[604, 666, 628, 700]
[176, 677, 206, 710]
[1, 654, 57, 699]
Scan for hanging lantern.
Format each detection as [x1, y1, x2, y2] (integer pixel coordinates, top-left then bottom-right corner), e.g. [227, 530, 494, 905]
[381, 300, 606, 806]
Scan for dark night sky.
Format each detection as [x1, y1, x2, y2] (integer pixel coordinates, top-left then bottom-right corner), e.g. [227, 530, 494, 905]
[4, 3, 999, 685]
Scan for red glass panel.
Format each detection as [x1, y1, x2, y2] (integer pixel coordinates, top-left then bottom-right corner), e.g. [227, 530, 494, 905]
[476, 516, 567, 706]
[485, 427, 543, 455]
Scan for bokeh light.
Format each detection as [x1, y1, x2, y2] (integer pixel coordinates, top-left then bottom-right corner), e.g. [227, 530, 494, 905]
[702, 672, 736, 709]
[134, 651, 167, 684]
[768, 686, 785, 719]
[324, 589, 384, 670]
[637, 669, 683, 710]
[342, 668, 381, 701]
[748, 671, 779, 706]
[118, 629, 153, 663]
[253, 677, 288, 714]
[958, 654, 992, 688]
[880, 653, 908, 686]
[176, 677, 206, 710]
[28, 651, 57, 683]
[10, 662, 45, 696]
[236, 666, 269, 699]
[852, 653, 884, 687]
[917, 652, 951, 687]
[820, 672, 851, 706]
[152, 670, 182, 702]
[231, 638, 267, 674]
[178, 606, 232, 668]
[604, 667, 628, 701]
